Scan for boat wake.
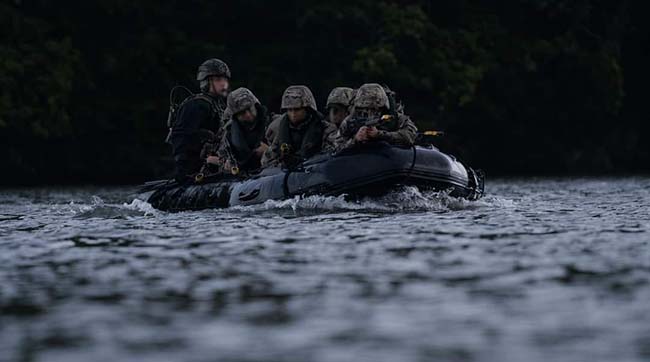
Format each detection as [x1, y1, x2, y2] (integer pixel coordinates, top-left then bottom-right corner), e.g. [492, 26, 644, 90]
[232, 186, 513, 214]
[70, 196, 159, 219]
[70, 187, 512, 218]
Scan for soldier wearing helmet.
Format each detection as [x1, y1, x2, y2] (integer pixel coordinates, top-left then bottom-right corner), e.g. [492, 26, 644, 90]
[203, 88, 271, 176]
[261, 85, 337, 169]
[325, 87, 354, 128]
[168, 58, 231, 182]
[334, 83, 417, 152]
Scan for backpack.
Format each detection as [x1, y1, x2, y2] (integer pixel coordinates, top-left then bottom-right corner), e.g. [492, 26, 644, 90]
[164, 85, 223, 144]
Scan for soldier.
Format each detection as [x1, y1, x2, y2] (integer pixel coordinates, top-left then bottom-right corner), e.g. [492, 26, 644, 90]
[334, 83, 417, 152]
[203, 88, 270, 177]
[261, 85, 336, 169]
[325, 87, 354, 128]
[168, 58, 230, 182]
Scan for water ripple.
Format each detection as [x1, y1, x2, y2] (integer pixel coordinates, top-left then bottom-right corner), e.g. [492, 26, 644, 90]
[0, 178, 649, 362]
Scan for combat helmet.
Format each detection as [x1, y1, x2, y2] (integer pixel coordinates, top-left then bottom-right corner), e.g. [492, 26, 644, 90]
[281, 85, 317, 112]
[197, 58, 231, 92]
[226, 87, 260, 116]
[326, 87, 354, 109]
[354, 83, 390, 109]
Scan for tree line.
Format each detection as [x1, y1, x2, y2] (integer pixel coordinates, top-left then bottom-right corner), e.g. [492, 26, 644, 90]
[1, 0, 647, 185]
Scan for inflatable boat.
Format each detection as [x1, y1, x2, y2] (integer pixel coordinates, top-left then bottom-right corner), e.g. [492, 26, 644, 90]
[141, 143, 484, 211]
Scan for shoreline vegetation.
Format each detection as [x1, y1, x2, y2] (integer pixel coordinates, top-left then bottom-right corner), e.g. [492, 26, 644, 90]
[1, 1, 648, 185]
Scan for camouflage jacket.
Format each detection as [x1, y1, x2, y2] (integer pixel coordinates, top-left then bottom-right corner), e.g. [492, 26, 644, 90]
[333, 113, 418, 152]
[264, 113, 284, 146]
[261, 112, 336, 169]
[202, 105, 270, 177]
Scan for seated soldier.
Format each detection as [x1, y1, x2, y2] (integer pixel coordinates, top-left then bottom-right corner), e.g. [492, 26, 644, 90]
[265, 86, 349, 145]
[203, 88, 270, 177]
[325, 87, 354, 128]
[334, 83, 417, 152]
[261, 85, 336, 169]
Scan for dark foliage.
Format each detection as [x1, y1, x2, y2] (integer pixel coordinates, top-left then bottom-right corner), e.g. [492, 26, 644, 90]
[1, 0, 647, 185]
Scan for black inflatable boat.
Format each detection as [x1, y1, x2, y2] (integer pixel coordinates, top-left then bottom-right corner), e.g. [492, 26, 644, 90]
[141, 143, 484, 211]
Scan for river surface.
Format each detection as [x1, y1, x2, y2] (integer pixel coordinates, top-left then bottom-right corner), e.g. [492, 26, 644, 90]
[0, 178, 649, 362]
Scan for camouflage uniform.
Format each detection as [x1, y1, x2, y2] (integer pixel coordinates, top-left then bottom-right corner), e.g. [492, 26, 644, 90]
[208, 88, 270, 177]
[263, 113, 284, 146]
[169, 59, 230, 181]
[326, 87, 354, 108]
[334, 83, 417, 152]
[261, 85, 336, 169]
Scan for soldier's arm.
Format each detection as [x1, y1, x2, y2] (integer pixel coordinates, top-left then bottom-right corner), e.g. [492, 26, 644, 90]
[332, 117, 357, 152]
[265, 115, 283, 145]
[199, 130, 218, 160]
[260, 140, 280, 168]
[376, 115, 418, 146]
[333, 130, 358, 153]
[265, 128, 275, 147]
[211, 132, 231, 165]
[321, 122, 338, 152]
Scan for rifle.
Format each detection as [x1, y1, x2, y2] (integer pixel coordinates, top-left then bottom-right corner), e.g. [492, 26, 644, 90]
[194, 135, 240, 183]
[220, 139, 241, 176]
[278, 143, 302, 169]
[344, 114, 395, 137]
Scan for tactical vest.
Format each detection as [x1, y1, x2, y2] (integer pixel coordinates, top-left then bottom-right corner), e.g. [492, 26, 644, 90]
[165, 92, 226, 144]
[276, 113, 325, 160]
[227, 108, 267, 167]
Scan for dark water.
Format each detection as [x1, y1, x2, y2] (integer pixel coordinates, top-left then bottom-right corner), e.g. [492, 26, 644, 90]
[1, 179, 649, 362]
